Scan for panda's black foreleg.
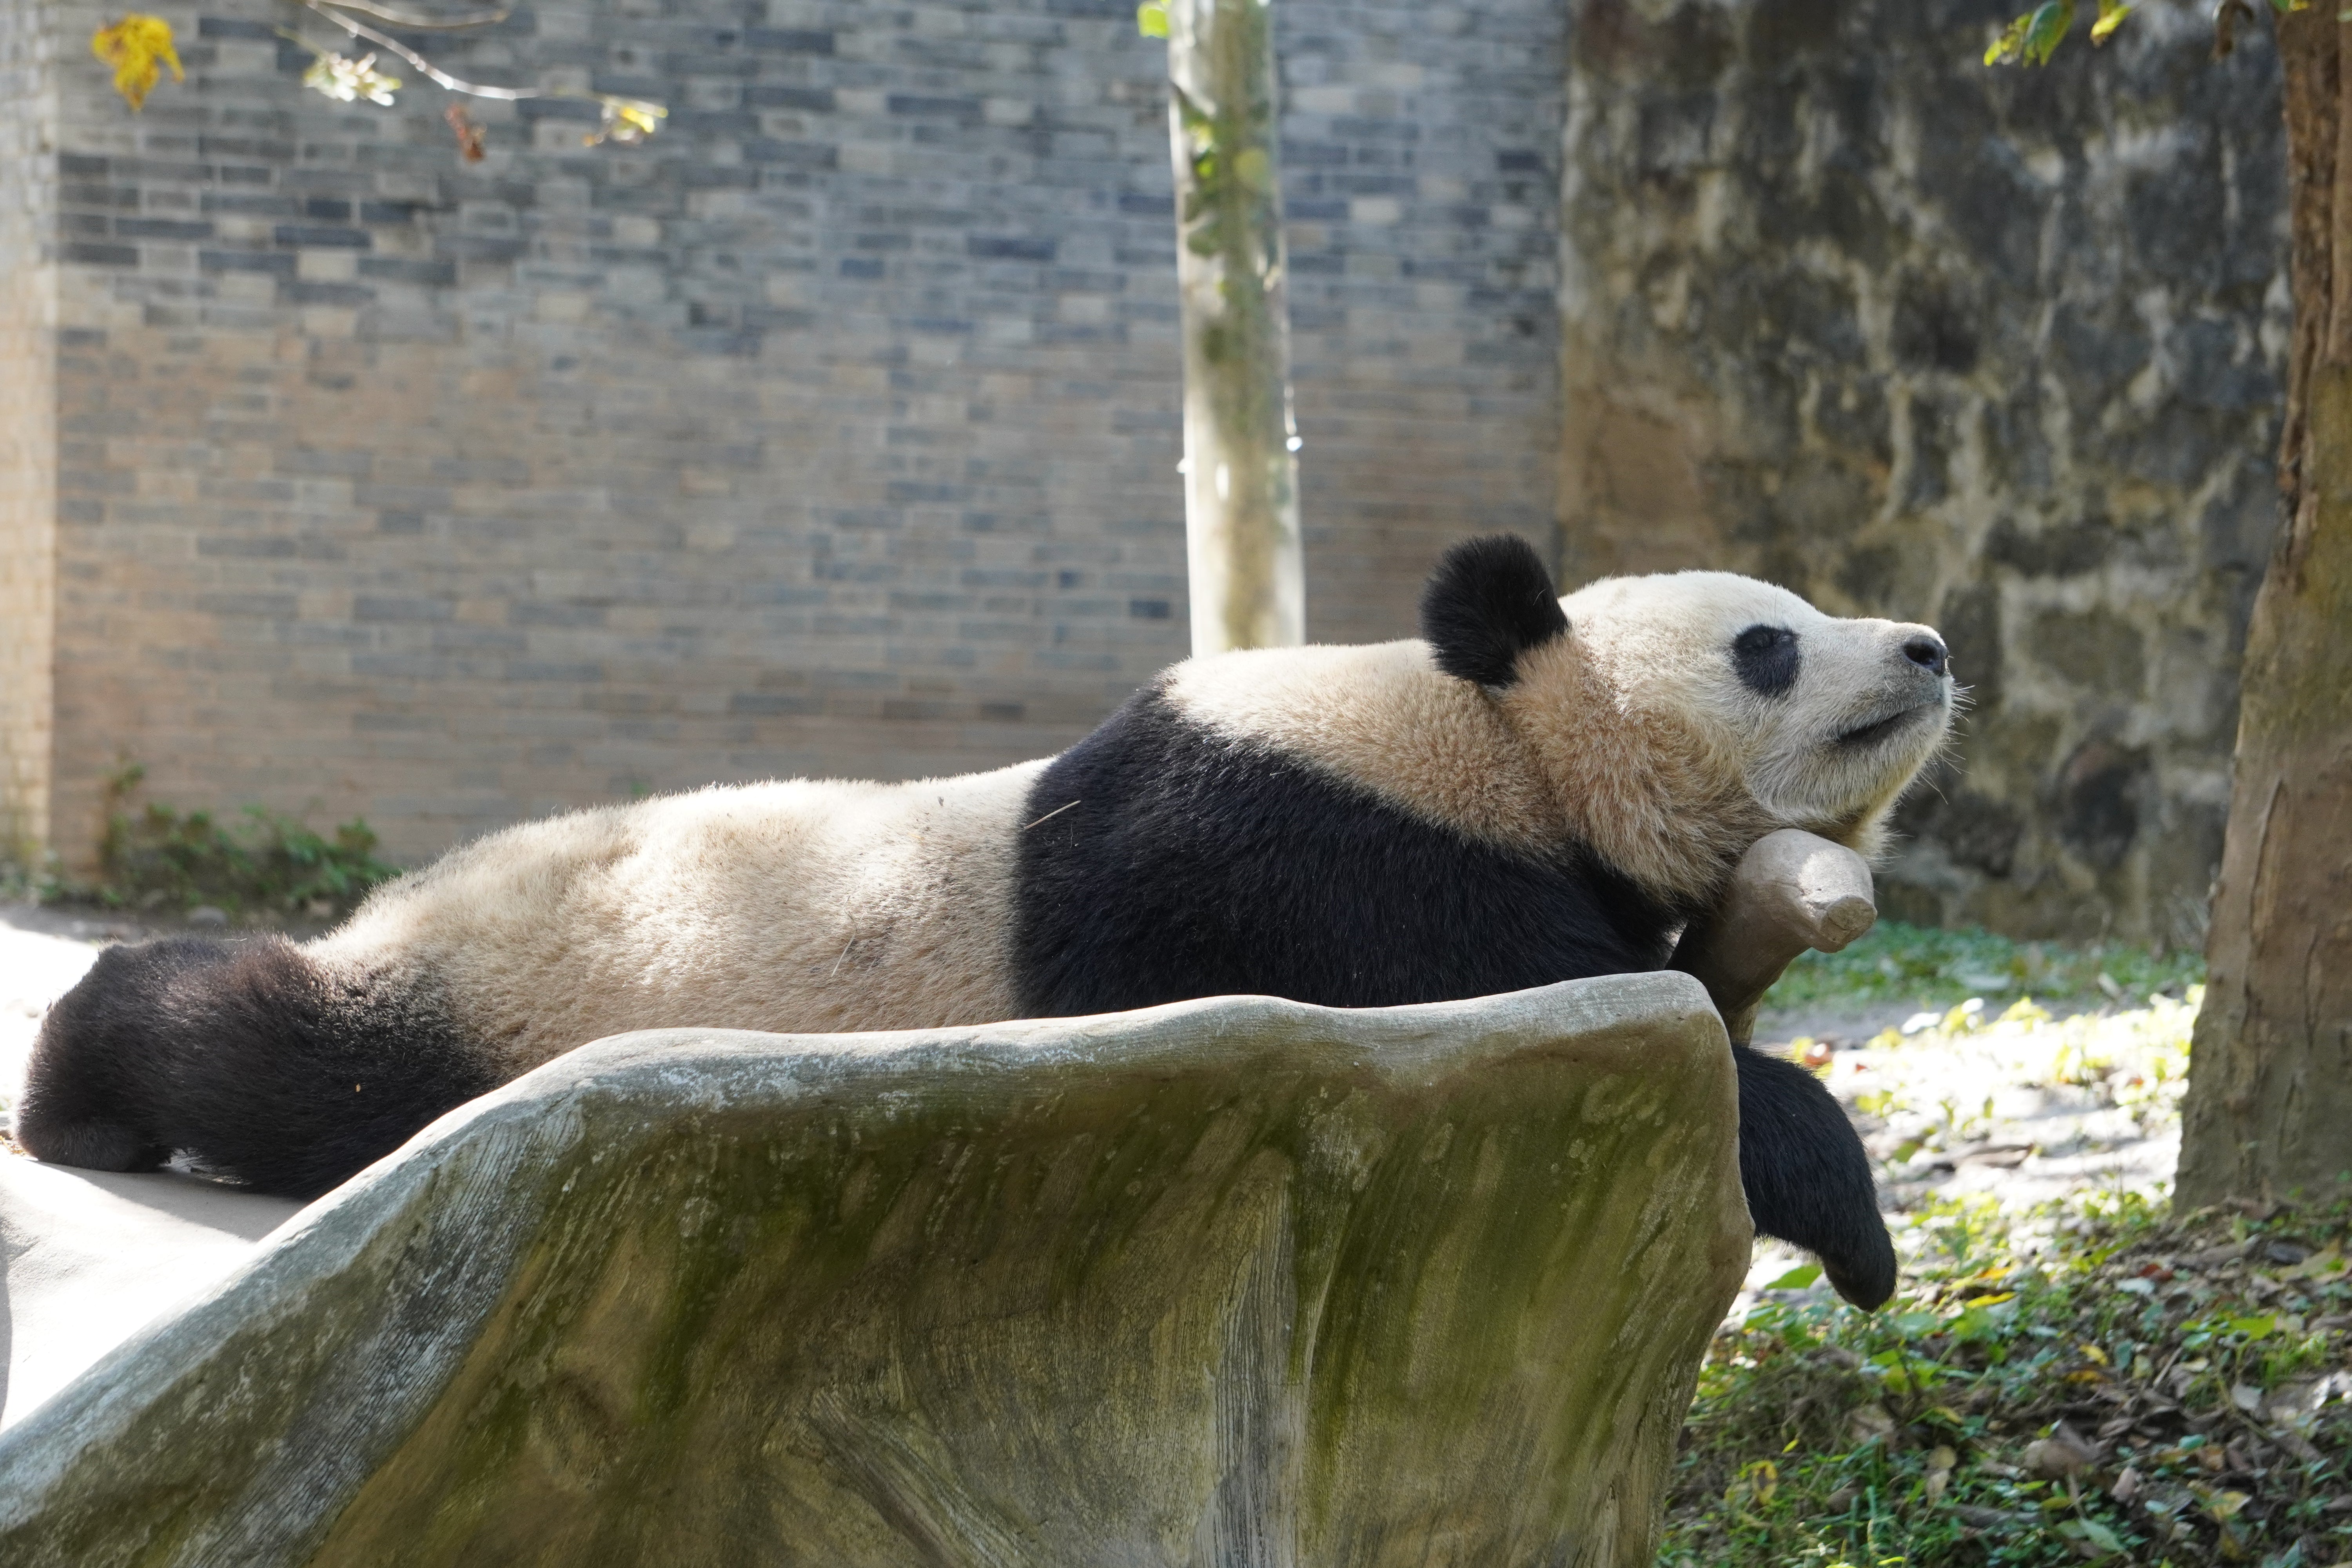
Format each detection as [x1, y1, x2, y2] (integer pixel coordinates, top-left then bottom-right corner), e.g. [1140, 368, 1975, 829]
[1731, 1042, 1896, 1310]
[15, 936, 495, 1201]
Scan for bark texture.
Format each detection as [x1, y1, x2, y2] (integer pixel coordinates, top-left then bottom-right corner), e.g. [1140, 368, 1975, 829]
[2176, 7, 2352, 1207]
[1167, 0, 1305, 654]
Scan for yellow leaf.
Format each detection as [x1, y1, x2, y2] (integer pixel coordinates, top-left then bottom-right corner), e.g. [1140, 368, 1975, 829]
[1136, 2, 1169, 38]
[91, 14, 183, 112]
[585, 96, 667, 147]
[2091, 0, 2131, 41]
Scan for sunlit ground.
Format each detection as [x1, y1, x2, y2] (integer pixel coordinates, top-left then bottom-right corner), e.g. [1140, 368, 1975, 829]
[1678, 930, 2350, 1568]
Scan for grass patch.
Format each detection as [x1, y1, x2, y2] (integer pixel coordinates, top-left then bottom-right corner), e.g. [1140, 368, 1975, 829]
[1765, 922, 2207, 1013]
[66, 765, 401, 920]
[1664, 1193, 2352, 1567]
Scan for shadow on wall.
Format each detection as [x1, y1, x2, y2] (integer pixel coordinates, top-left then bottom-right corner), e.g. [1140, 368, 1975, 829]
[1559, 0, 2287, 947]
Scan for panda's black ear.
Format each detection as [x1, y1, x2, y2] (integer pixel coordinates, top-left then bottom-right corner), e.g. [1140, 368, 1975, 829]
[1418, 535, 1570, 688]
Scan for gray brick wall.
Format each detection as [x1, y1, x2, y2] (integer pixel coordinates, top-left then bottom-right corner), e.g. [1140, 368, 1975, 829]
[11, 0, 1566, 869]
[1283, 0, 1566, 643]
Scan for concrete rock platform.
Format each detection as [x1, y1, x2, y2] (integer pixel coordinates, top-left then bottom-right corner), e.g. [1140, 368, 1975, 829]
[0, 1160, 301, 1428]
[0, 974, 1749, 1568]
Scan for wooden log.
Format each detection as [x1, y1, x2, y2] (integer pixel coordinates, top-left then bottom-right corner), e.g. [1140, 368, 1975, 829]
[1668, 828, 1878, 1046]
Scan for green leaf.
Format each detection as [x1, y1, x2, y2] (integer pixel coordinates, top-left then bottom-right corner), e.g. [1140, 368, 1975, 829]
[2060, 1517, 2125, 1556]
[1136, 2, 1167, 38]
[1951, 1304, 2011, 1343]
[1985, 13, 2031, 64]
[2021, 0, 2074, 63]
[2090, 0, 2130, 41]
[1986, 0, 2075, 64]
[1764, 1264, 1822, 1290]
[2226, 1313, 2274, 1340]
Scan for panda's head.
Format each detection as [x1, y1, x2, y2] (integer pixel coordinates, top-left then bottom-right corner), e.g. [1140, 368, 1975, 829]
[1420, 536, 1955, 903]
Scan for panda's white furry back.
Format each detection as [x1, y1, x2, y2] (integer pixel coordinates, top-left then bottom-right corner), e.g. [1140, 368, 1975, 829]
[16, 536, 1953, 1307]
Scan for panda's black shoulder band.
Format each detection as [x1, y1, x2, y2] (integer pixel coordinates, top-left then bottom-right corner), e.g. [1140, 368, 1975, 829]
[1418, 534, 1570, 688]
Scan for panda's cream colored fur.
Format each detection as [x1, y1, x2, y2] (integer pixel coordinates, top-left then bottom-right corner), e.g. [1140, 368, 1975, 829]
[1169, 569, 1949, 906]
[314, 568, 1947, 1075]
[309, 760, 1045, 1075]
[1162, 641, 1568, 858]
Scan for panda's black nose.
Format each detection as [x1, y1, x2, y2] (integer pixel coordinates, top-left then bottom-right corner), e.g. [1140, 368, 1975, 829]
[1902, 635, 1949, 677]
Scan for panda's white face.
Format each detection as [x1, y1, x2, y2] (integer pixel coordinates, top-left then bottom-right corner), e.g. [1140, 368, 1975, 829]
[1557, 571, 1955, 841]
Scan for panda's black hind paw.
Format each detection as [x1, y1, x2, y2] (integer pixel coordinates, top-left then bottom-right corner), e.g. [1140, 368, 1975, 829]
[12, 1114, 170, 1174]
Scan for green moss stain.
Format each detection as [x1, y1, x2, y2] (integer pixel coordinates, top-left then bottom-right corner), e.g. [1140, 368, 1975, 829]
[0, 1020, 1739, 1568]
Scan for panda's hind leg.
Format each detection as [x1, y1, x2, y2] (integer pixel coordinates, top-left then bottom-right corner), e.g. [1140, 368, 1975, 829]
[8, 1104, 169, 1175]
[15, 936, 495, 1200]
[1731, 1042, 1897, 1310]
[15, 939, 221, 1176]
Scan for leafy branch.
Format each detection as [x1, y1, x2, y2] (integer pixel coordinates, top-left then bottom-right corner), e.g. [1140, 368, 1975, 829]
[1985, 0, 2308, 67]
[93, 3, 665, 155]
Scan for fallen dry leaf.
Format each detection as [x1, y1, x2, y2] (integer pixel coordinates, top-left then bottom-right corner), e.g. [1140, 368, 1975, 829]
[2025, 1422, 2098, 1480]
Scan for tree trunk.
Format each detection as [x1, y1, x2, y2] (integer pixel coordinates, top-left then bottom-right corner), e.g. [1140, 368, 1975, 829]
[1165, 0, 1305, 655]
[2175, 7, 2352, 1208]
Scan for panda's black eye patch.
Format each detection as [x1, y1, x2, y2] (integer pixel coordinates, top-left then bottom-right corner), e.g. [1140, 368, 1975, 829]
[1732, 624, 1800, 697]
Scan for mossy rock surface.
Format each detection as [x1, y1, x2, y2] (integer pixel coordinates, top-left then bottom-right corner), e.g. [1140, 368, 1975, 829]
[0, 974, 1749, 1567]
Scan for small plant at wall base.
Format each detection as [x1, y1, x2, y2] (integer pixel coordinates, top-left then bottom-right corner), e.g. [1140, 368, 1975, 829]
[85, 766, 401, 920]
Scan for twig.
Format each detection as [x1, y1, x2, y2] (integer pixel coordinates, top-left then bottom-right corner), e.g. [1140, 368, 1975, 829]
[312, 0, 512, 31]
[294, 0, 538, 99]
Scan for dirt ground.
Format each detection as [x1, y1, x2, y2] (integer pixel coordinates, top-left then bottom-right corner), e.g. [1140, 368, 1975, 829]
[1737, 991, 2195, 1304]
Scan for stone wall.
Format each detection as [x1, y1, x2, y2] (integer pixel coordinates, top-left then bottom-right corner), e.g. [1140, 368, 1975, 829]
[1561, 0, 2288, 946]
[9, 0, 1564, 868]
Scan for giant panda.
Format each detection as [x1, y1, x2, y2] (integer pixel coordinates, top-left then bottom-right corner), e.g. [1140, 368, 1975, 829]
[15, 536, 1952, 1308]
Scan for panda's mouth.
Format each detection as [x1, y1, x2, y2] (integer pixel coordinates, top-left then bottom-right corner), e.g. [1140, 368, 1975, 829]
[1833, 702, 1934, 750]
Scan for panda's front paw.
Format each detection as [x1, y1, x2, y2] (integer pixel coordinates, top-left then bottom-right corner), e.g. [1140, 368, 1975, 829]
[1732, 1041, 1896, 1312]
[1818, 1231, 1897, 1312]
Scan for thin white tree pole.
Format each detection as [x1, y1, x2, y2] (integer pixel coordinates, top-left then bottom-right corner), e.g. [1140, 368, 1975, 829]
[1165, 0, 1303, 654]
